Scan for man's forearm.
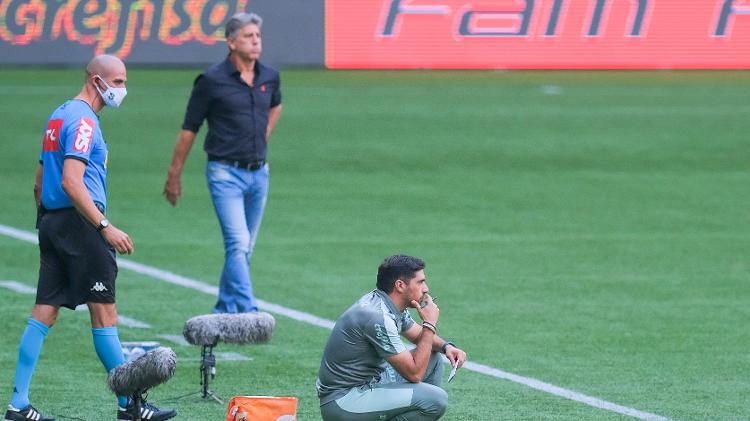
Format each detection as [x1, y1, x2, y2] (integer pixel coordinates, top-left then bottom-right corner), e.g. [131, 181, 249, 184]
[61, 158, 107, 228]
[266, 105, 282, 140]
[62, 175, 105, 227]
[34, 165, 43, 207]
[408, 323, 448, 354]
[167, 130, 196, 176]
[410, 327, 436, 380]
[431, 333, 448, 354]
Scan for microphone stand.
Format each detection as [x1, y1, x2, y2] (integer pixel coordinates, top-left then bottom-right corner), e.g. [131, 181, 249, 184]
[200, 339, 223, 404]
[129, 388, 145, 421]
[158, 338, 225, 405]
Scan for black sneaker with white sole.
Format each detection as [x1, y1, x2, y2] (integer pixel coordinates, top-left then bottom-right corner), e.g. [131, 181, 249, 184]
[117, 401, 176, 421]
[4, 404, 55, 421]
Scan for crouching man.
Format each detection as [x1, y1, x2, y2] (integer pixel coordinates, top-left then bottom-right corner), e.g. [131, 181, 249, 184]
[317, 255, 467, 420]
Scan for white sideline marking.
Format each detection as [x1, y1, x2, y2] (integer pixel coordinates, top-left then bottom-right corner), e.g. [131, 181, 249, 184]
[541, 85, 563, 95]
[157, 334, 190, 346]
[216, 352, 252, 362]
[256, 299, 334, 330]
[463, 361, 667, 421]
[0, 281, 150, 329]
[0, 223, 669, 421]
[76, 303, 152, 328]
[116, 259, 335, 329]
[0, 280, 37, 294]
[0, 225, 38, 243]
[117, 315, 152, 329]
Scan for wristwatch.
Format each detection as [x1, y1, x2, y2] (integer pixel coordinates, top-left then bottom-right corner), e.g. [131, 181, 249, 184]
[96, 218, 110, 232]
[441, 341, 456, 354]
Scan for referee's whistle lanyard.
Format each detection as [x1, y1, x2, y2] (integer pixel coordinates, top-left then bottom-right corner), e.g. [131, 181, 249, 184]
[94, 75, 127, 108]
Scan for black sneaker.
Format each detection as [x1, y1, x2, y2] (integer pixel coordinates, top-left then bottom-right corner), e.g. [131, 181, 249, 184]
[117, 401, 176, 421]
[4, 404, 55, 421]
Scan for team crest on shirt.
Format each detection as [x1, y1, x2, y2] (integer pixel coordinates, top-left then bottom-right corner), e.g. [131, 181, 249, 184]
[260, 84, 266, 92]
[73, 117, 96, 153]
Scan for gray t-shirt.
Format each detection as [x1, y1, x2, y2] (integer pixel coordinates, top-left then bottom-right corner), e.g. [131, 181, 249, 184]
[317, 289, 415, 404]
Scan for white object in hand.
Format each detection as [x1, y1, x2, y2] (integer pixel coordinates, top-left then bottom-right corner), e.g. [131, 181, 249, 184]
[448, 360, 458, 383]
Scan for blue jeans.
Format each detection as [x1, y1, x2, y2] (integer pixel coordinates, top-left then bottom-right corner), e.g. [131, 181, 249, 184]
[206, 160, 269, 313]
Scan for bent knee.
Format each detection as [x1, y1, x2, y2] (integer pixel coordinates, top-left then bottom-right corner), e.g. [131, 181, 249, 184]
[224, 237, 251, 255]
[430, 387, 449, 417]
[31, 304, 59, 327]
[416, 384, 448, 417]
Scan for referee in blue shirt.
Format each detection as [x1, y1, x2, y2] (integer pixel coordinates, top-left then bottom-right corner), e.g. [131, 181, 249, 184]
[164, 12, 282, 314]
[5, 55, 174, 421]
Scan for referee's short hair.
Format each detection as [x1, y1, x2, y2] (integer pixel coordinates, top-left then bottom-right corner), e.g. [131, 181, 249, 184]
[376, 255, 426, 293]
[225, 12, 263, 39]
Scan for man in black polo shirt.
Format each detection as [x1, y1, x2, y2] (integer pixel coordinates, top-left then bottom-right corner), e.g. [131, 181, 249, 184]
[163, 12, 282, 313]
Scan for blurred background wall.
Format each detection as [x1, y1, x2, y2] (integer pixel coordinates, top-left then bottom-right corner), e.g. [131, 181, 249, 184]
[1, 0, 748, 68]
[0, 0, 324, 66]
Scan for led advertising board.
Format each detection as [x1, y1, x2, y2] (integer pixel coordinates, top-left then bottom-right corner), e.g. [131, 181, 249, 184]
[325, 0, 750, 69]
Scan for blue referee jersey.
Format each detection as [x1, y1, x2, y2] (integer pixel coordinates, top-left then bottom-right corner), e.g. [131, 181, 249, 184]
[39, 99, 108, 211]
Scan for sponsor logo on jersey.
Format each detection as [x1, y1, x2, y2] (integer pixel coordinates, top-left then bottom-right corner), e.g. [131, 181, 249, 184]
[43, 119, 63, 152]
[73, 117, 96, 153]
[91, 282, 108, 292]
[373, 323, 395, 353]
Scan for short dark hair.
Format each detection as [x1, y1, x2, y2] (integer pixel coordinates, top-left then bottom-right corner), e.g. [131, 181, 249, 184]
[376, 255, 425, 293]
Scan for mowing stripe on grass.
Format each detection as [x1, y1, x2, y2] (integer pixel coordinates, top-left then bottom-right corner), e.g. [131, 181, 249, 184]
[0, 223, 669, 421]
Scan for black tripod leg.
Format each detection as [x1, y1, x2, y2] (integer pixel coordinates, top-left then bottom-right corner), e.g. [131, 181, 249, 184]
[131, 392, 142, 421]
[198, 343, 222, 403]
[202, 358, 210, 398]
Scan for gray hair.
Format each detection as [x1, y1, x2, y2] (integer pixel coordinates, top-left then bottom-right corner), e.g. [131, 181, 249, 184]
[225, 12, 263, 39]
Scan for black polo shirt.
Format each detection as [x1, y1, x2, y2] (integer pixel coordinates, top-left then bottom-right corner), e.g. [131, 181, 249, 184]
[182, 57, 282, 162]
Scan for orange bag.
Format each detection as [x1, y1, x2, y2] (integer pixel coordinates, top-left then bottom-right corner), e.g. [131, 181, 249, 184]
[226, 396, 298, 421]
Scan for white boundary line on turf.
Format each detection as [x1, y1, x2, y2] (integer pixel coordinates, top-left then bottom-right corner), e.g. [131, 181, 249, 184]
[0, 280, 37, 294]
[0, 280, 153, 329]
[156, 334, 190, 346]
[0, 223, 669, 421]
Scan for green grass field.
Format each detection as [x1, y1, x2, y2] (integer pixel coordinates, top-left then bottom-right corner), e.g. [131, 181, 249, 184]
[1, 69, 749, 420]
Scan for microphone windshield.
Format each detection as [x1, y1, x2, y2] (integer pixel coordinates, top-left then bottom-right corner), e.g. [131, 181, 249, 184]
[183, 312, 275, 346]
[108, 347, 176, 396]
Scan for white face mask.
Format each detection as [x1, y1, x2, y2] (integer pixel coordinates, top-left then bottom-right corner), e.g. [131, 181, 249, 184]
[94, 75, 127, 108]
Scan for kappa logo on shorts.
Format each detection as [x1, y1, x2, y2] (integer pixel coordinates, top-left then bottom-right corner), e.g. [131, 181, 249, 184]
[91, 282, 108, 292]
[73, 117, 96, 153]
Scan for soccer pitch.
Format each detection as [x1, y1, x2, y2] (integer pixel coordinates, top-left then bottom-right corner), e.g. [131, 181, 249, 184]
[1, 69, 749, 420]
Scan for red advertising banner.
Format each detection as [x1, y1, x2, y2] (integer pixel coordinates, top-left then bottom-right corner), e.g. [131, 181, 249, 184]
[325, 0, 750, 69]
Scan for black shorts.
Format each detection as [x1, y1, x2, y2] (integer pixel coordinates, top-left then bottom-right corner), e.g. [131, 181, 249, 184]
[37, 207, 117, 309]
